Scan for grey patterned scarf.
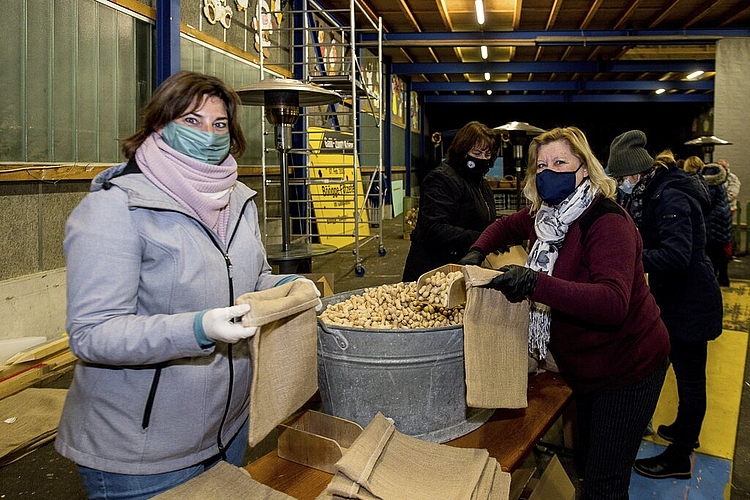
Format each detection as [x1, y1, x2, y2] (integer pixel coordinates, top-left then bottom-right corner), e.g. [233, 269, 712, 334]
[526, 179, 596, 359]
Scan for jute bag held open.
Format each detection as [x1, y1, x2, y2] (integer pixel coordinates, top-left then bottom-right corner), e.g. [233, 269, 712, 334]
[462, 265, 529, 409]
[236, 280, 321, 446]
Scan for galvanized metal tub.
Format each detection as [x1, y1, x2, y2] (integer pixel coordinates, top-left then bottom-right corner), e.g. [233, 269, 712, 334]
[317, 289, 494, 443]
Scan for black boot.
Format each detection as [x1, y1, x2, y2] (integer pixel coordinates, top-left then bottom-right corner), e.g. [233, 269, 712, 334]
[633, 446, 692, 480]
[657, 423, 700, 449]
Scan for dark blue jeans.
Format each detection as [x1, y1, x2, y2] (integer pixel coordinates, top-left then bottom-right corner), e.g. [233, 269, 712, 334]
[668, 337, 709, 453]
[78, 418, 249, 500]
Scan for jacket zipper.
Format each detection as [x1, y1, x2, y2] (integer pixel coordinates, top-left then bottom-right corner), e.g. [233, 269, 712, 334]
[140, 198, 253, 440]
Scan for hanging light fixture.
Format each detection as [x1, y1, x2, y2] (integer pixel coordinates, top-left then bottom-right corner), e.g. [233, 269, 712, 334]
[475, 0, 485, 25]
[484, 72, 491, 81]
[481, 45, 488, 60]
[655, 88, 666, 95]
[686, 70, 705, 80]
[486, 89, 492, 95]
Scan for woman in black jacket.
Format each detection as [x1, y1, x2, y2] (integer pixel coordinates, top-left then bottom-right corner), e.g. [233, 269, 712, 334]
[608, 130, 723, 480]
[402, 121, 498, 281]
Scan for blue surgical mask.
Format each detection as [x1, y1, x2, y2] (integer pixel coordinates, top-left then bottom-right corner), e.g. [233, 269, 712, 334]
[535, 164, 584, 205]
[161, 122, 231, 164]
[619, 175, 640, 195]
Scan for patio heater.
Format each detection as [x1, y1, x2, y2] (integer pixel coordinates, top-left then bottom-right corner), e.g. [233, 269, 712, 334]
[684, 135, 732, 163]
[493, 122, 547, 210]
[236, 78, 342, 272]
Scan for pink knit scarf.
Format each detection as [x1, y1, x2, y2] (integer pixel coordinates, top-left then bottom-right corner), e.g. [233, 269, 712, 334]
[135, 132, 237, 242]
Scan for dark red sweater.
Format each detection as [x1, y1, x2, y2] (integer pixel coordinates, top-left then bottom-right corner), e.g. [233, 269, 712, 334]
[473, 198, 670, 394]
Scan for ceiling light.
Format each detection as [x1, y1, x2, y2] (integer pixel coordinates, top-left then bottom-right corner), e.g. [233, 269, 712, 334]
[484, 72, 491, 81]
[475, 0, 485, 25]
[686, 70, 705, 80]
[655, 88, 666, 95]
[481, 45, 488, 60]
[486, 89, 493, 95]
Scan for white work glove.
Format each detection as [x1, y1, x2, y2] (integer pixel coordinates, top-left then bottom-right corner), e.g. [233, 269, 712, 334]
[202, 304, 259, 343]
[294, 277, 323, 311]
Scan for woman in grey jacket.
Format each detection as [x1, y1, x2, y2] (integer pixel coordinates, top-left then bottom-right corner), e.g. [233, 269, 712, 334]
[55, 72, 305, 499]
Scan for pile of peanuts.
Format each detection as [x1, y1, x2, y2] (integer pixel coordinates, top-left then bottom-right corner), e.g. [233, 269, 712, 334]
[417, 270, 463, 306]
[319, 281, 464, 329]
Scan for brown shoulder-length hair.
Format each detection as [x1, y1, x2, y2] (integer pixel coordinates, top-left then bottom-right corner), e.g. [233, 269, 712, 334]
[120, 71, 246, 160]
[522, 126, 617, 213]
[446, 121, 498, 164]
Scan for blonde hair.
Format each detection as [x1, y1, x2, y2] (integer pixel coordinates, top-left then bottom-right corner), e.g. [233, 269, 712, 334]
[522, 126, 617, 213]
[683, 155, 704, 174]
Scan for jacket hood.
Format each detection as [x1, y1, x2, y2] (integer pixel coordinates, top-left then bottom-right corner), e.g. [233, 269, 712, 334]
[654, 162, 711, 211]
[701, 163, 728, 186]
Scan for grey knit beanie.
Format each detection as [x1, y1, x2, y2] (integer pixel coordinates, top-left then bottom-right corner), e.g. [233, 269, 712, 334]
[607, 130, 654, 178]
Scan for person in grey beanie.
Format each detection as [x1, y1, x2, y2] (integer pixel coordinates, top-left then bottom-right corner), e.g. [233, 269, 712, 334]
[608, 130, 723, 480]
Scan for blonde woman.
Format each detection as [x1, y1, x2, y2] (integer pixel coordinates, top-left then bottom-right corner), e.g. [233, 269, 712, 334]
[460, 126, 670, 499]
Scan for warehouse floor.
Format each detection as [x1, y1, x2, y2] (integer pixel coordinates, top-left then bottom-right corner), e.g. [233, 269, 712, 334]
[1, 214, 749, 499]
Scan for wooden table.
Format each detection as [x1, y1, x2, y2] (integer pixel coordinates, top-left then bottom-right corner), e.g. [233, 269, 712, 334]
[245, 370, 572, 500]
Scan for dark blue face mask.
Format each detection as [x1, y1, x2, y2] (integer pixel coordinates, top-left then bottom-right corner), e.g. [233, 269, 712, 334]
[535, 164, 584, 205]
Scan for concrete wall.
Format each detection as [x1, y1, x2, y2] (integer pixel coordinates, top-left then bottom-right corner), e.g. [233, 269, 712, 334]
[715, 38, 750, 221]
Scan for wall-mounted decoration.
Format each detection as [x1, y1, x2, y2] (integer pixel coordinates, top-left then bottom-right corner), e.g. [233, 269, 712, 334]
[252, 0, 275, 57]
[236, 0, 249, 10]
[410, 91, 420, 133]
[203, 0, 233, 29]
[391, 75, 406, 127]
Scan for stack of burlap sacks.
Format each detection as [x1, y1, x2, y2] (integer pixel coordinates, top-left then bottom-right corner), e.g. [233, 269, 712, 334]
[316, 412, 511, 499]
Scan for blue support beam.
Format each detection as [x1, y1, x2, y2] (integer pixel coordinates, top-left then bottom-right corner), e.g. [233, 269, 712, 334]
[155, 0, 180, 86]
[359, 28, 750, 47]
[393, 60, 715, 75]
[412, 80, 714, 92]
[423, 93, 714, 104]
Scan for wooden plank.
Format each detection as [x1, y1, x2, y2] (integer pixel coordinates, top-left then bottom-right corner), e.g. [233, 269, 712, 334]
[46, 350, 78, 370]
[245, 371, 572, 500]
[0, 164, 111, 182]
[0, 366, 51, 399]
[7, 337, 69, 365]
[0, 363, 47, 383]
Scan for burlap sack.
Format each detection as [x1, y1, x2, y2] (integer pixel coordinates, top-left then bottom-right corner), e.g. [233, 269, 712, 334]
[472, 458, 511, 500]
[334, 412, 491, 500]
[236, 279, 321, 446]
[325, 472, 380, 500]
[462, 266, 529, 409]
[0, 388, 67, 466]
[152, 460, 294, 499]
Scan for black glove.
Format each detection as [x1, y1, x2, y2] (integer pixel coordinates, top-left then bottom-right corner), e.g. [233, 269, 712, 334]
[491, 245, 510, 255]
[458, 248, 485, 266]
[484, 265, 539, 303]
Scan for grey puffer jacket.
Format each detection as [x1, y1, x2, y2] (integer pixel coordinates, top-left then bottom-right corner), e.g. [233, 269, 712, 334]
[55, 161, 289, 474]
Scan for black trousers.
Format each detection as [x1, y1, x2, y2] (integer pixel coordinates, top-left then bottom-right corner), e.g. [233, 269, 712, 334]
[668, 337, 709, 453]
[575, 360, 668, 500]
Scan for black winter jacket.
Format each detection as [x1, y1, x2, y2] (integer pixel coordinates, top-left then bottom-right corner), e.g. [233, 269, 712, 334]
[635, 162, 722, 342]
[402, 160, 496, 281]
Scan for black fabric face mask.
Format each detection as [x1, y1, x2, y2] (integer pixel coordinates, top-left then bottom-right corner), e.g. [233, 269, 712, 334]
[464, 155, 493, 175]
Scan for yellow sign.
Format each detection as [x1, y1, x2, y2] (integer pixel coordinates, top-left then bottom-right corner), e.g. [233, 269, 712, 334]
[308, 127, 370, 248]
